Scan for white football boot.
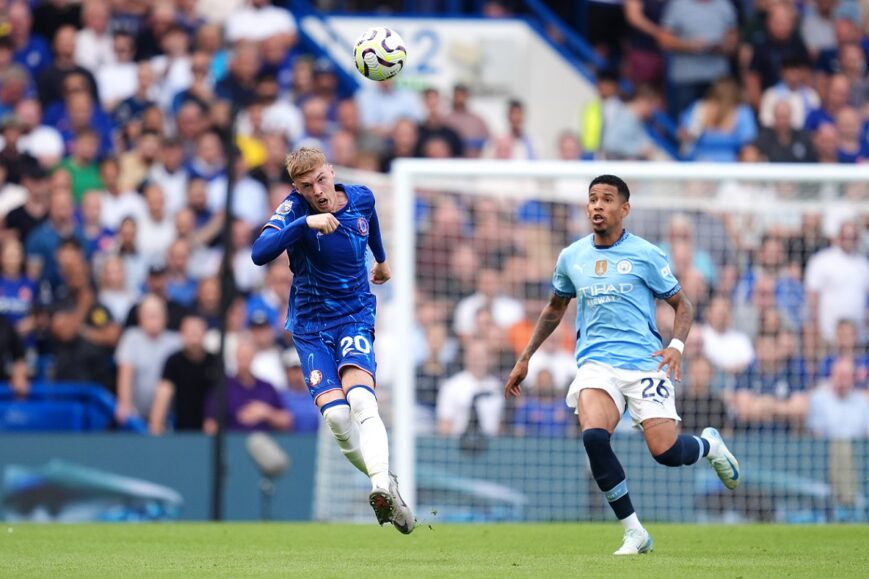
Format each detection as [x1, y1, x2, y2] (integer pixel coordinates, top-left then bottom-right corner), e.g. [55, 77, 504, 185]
[388, 472, 415, 535]
[702, 427, 741, 490]
[613, 528, 654, 555]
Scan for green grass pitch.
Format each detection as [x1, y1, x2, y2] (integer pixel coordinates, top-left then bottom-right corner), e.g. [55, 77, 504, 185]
[2, 523, 867, 578]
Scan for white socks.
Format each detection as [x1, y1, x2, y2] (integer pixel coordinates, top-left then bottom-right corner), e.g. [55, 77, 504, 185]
[346, 386, 391, 491]
[322, 403, 368, 475]
[620, 513, 644, 531]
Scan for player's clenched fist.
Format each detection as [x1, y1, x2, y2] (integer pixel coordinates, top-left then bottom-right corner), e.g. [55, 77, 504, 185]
[370, 260, 391, 285]
[306, 213, 340, 234]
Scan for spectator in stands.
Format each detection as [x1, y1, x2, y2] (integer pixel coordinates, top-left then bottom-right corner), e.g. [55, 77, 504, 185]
[700, 294, 755, 374]
[755, 100, 818, 163]
[556, 130, 583, 160]
[25, 187, 85, 287]
[808, 356, 868, 439]
[95, 253, 136, 324]
[734, 234, 804, 326]
[188, 275, 219, 330]
[249, 306, 287, 390]
[676, 355, 728, 433]
[732, 274, 792, 340]
[380, 117, 419, 171]
[242, 75, 302, 148]
[75, 0, 114, 72]
[356, 79, 424, 137]
[659, 0, 738, 118]
[0, 116, 39, 185]
[185, 130, 225, 183]
[805, 73, 851, 132]
[443, 83, 490, 157]
[659, 214, 717, 287]
[511, 367, 572, 438]
[818, 319, 869, 382]
[149, 314, 219, 435]
[8, 1, 52, 79]
[3, 164, 49, 242]
[118, 130, 161, 194]
[12, 99, 65, 170]
[758, 57, 820, 129]
[208, 151, 270, 230]
[453, 267, 524, 340]
[279, 347, 320, 433]
[436, 340, 504, 438]
[147, 137, 188, 217]
[136, 183, 176, 266]
[0, 237, 36, 340]
[805, 221, 868, 345]
[204, 336, 291, 433]
[230, 219, 264, 294]
[486, 99, 537, 160]
[295, 96, 334, 156]
[416, 321, 456, 413]
[601, 85, 659, 160]
[225, 0, 298, 47]
[246, 260, 292, 336]
[812, 122, 840, 163]
[416, 88, 464, 158]
[95, 31, 138, 112]
[78, 190, 113, 257]
[37, 26, 99, 112]
[579, 70, 623, 158]
[733, 333, 809, 431]
[678, 77, 758, 162]
[335, 98, 387, 160]
[49, 249, 120, 391]
[745, 2, 811, 109]
[101, 216, 145, 294]
[59, 129, 103, 203]
[98, 157, 142, 231]
[0, 313, 28, 397]
[834, 106, 868, 163]
[215, 41, 260, 109]
[163, 239, 197, 307]
[624, 0, 668, 90]
[115, 294, 182, 423]
[801, 0, 838, 58]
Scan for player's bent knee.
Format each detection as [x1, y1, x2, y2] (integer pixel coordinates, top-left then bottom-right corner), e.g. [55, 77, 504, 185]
[322, 400, 353, 441]
[346, 385, 379, 423]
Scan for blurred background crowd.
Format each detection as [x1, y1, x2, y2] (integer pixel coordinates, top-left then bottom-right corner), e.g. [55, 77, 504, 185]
[0, 0, 865, 440]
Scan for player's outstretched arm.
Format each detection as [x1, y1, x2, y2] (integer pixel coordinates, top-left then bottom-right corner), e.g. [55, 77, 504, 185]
[651, 290, 695, 382]
[251, 217, 313, 265]
[505, 293, 572, 398]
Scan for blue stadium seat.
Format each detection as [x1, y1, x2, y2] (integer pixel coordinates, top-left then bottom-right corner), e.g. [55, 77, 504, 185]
[0, 383, 147, 433]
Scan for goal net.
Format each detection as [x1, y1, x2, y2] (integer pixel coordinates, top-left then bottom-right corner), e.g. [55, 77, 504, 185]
[314, 160, 868, 525]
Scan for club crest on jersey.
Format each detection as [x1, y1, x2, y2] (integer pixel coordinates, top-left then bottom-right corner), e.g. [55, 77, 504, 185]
[276, 200, 294, 215]
[617, 260, 632, 274]
[594, 260, 608, 276]
[356, 217, 369, 235]
[309, 370, 323, 386]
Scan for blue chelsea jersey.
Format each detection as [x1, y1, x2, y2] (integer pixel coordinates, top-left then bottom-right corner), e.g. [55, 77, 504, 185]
[264, 184, 379, 335]
[552, 230, 681, 372]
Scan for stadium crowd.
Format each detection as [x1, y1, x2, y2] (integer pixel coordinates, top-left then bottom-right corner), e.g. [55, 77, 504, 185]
[0, 0, 866, 440]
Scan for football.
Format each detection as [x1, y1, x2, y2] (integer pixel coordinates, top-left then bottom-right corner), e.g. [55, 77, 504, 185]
[353, 27, 407, 81]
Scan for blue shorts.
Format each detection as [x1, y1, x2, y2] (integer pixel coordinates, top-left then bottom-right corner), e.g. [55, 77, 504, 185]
[292, 323, 377, 400]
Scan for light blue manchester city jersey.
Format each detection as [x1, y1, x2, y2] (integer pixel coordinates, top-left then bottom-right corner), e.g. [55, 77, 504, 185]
[552, 230, 681, 372]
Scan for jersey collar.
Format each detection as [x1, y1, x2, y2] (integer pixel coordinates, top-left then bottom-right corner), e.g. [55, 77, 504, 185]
[592, 228, 629, 250]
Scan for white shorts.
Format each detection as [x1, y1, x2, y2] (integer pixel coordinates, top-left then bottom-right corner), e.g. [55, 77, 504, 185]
[565, 361, 681, 429]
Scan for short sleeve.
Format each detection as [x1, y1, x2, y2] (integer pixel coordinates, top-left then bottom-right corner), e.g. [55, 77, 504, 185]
[115, 330, 136, 364]
[551, 250, 576, 298]
[645, 246, 681, 299]
[661, 0, 678, 30]
[161, 353, 179, 383]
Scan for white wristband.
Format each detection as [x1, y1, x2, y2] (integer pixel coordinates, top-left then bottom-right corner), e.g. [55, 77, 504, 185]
[668, 338, 685, 354]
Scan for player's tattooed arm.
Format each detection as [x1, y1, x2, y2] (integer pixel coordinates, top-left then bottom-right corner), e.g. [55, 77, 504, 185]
[652, 291, 695, 381]
[505, 293, 572, 398]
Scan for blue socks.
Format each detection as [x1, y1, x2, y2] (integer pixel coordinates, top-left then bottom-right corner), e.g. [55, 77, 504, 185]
[582, 428, 635, 520]
[653, 434, 710, 467]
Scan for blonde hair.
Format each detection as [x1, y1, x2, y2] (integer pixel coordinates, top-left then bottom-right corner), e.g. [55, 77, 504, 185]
[285, 147, 327, 184]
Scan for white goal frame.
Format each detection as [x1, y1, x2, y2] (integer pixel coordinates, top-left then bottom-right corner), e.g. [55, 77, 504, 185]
[390, 159, 869, 510]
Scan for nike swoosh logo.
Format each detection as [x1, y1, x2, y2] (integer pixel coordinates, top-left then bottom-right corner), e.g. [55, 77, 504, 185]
[726, 458, 739, 481]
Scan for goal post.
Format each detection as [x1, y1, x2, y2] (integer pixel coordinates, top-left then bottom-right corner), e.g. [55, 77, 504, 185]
[315, 160, 868, 524]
